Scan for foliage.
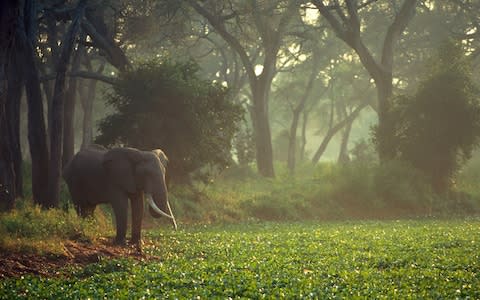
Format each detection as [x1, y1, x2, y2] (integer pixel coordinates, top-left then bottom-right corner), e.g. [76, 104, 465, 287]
[374, 160, 433, 214]
[232, 122, 256, 167]
[96, 60, 244, 182]
[375, 41, 480, 193]
[350, 139, 377, 163]
[2, 221, 480, 298]
[272, 129, 302, 163]
[162, 161, 479, 224]
[0, 201, 112, 254]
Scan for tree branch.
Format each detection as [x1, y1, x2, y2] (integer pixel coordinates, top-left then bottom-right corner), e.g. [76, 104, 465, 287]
[381, 0, 417, 70]
[41, 70, 116, 85]
[81, 18, 130, 71]
[187, 0, 257, 86]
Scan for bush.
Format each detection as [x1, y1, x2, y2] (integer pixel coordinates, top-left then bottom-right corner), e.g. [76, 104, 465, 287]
[97, 59, 244, 183]
[162, 159, 480, 223]
[327, 161, 379, 211]
[374, 160, 433, 214]
[375, 41, 480, 193]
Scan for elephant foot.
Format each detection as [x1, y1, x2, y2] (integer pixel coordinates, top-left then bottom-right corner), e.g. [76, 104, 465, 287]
[113, 237, 127, 246]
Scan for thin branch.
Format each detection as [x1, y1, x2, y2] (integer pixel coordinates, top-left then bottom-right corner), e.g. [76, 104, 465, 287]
[41, 71, 116, 85]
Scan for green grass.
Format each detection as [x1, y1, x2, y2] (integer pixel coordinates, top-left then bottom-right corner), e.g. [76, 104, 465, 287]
[1, 220, 480, 299]
[0, 202, 112, 255]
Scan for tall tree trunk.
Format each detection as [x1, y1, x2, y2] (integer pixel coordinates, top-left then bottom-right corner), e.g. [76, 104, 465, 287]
[299, 110, 308, 162]
[337, 113, 353, 164]
[21, 0, 50, 207]
[6, 51, 24, 197]
[79, 79, 94, 148]
[287, 111, 301, 174]
[251, 85, 274, 177]
[44, 11, 59, 139]
[287, 57, 318, 174]
[80, 59, 104, 148]
[0, 86, 16, 211]
[62, 41, 84, 166]
[0, 0, 21, 210]
[48, 0, 86, 208]
[375, 80, 394, 160]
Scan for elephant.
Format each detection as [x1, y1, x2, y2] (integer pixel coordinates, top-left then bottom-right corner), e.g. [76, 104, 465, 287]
[63, 145, 177, 246]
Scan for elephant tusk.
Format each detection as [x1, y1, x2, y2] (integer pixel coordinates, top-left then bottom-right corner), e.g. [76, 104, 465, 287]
[146, 194, 175, 220]
[166, 200, 178, 231]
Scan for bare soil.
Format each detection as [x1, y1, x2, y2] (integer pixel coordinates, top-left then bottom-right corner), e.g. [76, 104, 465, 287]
[0, 239, 151, 278]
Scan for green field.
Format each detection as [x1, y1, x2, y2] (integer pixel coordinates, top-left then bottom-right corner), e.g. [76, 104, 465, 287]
[1, 220, 480, 299]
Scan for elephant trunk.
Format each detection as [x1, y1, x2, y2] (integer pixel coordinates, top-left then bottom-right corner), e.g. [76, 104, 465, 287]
[146, 190, 177, 230]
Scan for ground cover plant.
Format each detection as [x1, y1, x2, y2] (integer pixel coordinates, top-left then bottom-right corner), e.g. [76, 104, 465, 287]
[1, 220, 479, 299]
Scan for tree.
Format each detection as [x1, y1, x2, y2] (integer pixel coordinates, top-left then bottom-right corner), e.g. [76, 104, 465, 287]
[188, 0, 299, 177]
[96, 60, 243, 183]
[312, 0, 418, 160]
[286, 52, 320, 174]
[0, 0, 19, 211]
[18, 0, 50, 207]
[379, 41, 480, 193]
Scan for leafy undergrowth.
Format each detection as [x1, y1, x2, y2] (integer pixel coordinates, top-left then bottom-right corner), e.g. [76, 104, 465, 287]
[1, 220, 479, 298]
[170, 162, 480, 224]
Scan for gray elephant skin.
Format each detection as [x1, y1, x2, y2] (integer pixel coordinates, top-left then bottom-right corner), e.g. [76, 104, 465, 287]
[63, 145, 177, 246]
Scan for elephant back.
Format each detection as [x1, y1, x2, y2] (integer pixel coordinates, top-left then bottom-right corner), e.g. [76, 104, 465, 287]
[63, 146, 107, 190]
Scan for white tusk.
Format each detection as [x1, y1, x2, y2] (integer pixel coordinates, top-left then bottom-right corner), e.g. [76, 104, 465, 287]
[166, 200, 178, 231]
[146, 194, 174, 220]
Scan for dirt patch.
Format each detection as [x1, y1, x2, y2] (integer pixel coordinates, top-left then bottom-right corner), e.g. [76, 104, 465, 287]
[0, 239, 152, 279]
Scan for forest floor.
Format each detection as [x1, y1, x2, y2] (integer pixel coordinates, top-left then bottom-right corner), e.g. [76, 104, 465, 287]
[0, 238, 152, 278]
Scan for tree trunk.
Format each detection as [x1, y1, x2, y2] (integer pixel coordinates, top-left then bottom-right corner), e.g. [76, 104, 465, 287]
[44, 11, 59, 139]
[312, 103, 367, 164]
[287, 57, 318, 174]
[6, 51, 24, 197]
[80, 60, 104, 148]
[62, 41, 84, 166]
[21, 0, 50, 207]
[375, 80, 394, 160]
[48, 0, 86, 208]
[79, 79, 94, 148]
[337, 115, 353, 164]
[0, 0, 20, 210]
[287, 111, 301, 174]
[0, 91, 16, 211]
[251, 83, 274, 178]
[299, 110, 308, 162]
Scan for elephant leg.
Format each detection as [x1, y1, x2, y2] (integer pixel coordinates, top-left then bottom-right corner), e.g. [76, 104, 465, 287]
[130, 192, 144, 246]
[110, 192, 129, 246]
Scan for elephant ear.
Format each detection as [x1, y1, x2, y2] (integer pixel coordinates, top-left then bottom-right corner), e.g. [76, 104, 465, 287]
[152, 149, 168, 168]
[103, 147, 144, 194]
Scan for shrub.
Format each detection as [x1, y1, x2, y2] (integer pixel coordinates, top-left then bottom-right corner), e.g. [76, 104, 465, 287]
[374, 160, 433, 214]
[374, 41, 480, 193]
[96, 59, 244, 183]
